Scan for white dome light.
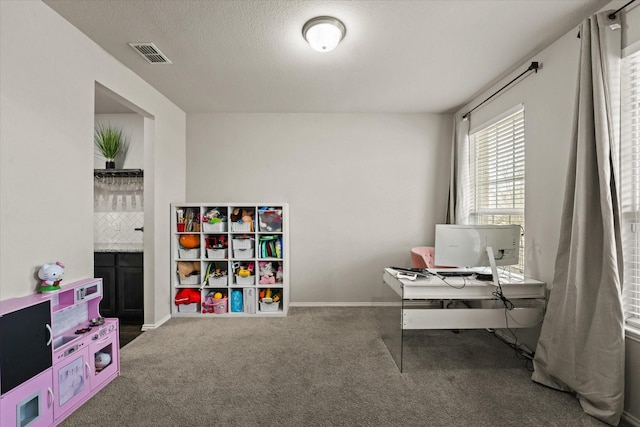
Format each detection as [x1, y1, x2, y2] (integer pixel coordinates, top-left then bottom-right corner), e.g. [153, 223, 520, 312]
[302, 16, 346, 52]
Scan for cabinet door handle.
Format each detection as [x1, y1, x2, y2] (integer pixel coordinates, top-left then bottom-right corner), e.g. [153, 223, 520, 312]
[47, 387, 54, 407]
[85, 361, 91, 378]
[95, 336, 111, 345]
[45, 324, 52, 347]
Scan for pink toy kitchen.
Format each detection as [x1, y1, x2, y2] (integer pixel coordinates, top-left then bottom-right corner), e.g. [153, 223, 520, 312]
[0, 278, 119, 426]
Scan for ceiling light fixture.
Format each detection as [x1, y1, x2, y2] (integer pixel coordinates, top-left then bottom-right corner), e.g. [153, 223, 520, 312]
[302, 16, 346, 52]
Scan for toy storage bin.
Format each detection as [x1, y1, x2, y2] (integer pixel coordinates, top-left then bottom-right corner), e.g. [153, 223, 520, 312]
[207, 248, 228, 259]
[235, 275, 255, 285]
[178, 303, 199, 313]
[178, 274, 201, 285]
[203, 222, 227, 232]
[212, 298, 228, 314]
[179, 248, 200, 259]
[259, 301, 280, 312]
[232, 238, 254, 250]
[231, 221, 252, 232]
[233, 248, 254, 259]
[258, 209, 282, 232]
[208, 275, 228, 286]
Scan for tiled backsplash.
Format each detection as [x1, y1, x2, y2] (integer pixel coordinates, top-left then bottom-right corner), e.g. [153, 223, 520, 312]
[94, 212, 144, 244]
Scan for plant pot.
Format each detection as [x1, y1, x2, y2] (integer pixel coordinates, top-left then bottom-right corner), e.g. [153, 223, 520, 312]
[105, 160, 115, 169]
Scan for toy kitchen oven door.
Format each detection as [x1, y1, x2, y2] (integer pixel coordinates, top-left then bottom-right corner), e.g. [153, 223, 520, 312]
[52, 320, 119, 422]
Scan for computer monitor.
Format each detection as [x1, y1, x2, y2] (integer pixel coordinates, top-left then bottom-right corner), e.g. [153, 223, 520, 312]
[434, 224, 521, 285]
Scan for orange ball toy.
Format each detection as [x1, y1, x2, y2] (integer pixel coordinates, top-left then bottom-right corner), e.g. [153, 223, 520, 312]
[179, 234, 199, 249]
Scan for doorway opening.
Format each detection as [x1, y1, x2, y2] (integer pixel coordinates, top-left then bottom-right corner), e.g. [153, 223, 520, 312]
[93, 83, 149, 346]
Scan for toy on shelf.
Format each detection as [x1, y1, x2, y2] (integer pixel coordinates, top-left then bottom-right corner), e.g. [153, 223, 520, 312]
[230, 208, 255, 232]
[202, 291, 227, 314]
[38, 261, 65, 293]
[259, 261, 276, 284]
[206, 236, 227, 249]
[230, 290, 243, 312]
[259, 288, 281, 305]
[235, 262, 254, 277]
[179, 234, 199, 249]
[203, 208, 226, 224]
[177, 261, 201, 282]
[258, 207, 282, 232]
[203, 263, 227, 287]
[183, 208, 200, 232]
[174, 288, 200, 305]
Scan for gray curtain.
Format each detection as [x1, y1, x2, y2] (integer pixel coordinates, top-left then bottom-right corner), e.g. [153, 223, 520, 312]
[531, 12, 625, 426]
[446, 112, 470, 225]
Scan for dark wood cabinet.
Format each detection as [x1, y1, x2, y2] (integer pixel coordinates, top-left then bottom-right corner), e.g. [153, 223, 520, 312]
[95, 253, 117, 317]
[94, 252, 143, 321]
[0, 300, 52, 394]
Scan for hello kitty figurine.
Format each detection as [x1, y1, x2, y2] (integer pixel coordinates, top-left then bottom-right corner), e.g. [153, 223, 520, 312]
[38, 261, 65, 293]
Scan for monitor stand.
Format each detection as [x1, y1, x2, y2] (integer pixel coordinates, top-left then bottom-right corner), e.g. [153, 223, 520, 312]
[486, 246, 500, 287]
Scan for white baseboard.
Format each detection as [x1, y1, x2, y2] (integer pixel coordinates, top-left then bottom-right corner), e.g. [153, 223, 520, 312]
[289, 302, 382, 307]
[141, 313, 171, 331]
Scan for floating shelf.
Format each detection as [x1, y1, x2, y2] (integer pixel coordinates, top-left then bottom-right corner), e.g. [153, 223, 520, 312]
[94, 169, 143, 178]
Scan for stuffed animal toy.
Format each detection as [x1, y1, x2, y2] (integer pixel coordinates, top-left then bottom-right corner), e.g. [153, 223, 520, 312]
[276, 263, 284, 283]
[177, 261, 200, 281]
[230, 208, 242, 222]
[259, 261, 276, 284]
[38, 261, 65, 293]
[231, 208, 255, 231]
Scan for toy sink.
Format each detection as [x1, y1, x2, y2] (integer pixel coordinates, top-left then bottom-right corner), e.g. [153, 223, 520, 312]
[53, 335, 79, 350]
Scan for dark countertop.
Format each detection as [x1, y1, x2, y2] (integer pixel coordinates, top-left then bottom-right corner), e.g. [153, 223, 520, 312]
[94, 243, 144, 253]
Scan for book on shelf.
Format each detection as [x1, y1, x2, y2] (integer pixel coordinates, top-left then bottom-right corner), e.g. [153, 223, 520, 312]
[258, 235, 282, 258]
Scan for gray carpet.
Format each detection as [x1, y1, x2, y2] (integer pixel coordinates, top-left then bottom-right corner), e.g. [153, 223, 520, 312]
[59, 307, 609, 427]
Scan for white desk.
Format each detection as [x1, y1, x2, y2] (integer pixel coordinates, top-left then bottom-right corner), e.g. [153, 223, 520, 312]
[380, 268, 546, 371]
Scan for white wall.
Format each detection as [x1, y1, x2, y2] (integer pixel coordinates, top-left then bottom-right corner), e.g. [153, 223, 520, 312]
[187, 113, 452, 303]
[0, 1, 186, 327]
[456, 1, 639, 421]
[462, 31, 579, 288]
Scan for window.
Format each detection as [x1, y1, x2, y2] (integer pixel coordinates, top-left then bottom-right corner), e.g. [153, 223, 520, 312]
[621, 50, 640, 330]
[468, 107, 525, 273]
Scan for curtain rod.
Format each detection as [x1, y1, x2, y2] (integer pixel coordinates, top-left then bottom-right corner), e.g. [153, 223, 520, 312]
[462, 61, 540, 120]
[609, 0, 637, 19]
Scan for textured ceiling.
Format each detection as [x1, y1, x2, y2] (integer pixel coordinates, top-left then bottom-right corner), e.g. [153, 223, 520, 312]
[44, 0, 608, 114]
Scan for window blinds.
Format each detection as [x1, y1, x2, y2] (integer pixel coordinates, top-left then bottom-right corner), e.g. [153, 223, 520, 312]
[469, 108, 525, 272]
[621, 50, 640, 329]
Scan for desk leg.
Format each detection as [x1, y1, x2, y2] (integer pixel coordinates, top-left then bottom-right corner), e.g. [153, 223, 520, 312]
[379, 278, 404, 372]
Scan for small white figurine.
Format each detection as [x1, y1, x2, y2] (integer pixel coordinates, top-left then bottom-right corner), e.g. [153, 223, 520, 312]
[38, 261, 65, 293]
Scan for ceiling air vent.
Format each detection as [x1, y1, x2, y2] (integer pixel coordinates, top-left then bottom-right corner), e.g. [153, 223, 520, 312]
[128, 43, 172, 64]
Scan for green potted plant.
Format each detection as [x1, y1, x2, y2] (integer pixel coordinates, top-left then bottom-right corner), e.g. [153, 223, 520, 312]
[94, 122, 128, 169]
